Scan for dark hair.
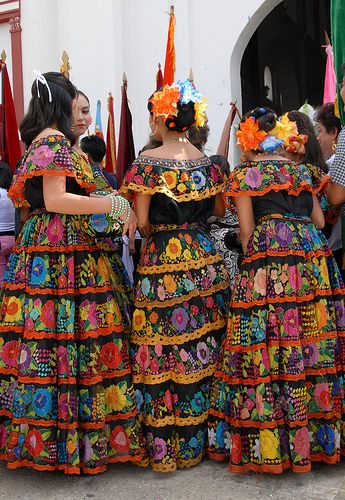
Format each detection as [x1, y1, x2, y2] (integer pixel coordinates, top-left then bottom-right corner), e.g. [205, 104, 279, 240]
[148, 92, 195, 133]
[80, 135, 106, 163]
[188, 123, 210, 152]
[77, 90, 90, 104]
[210, 154, 230, 176]
[287, 110, 328, 172]
[315, 103, 341, 137]
[0, 161, 12, 190]
[244, 107, 277, 133]
[20, 72, 77, 147]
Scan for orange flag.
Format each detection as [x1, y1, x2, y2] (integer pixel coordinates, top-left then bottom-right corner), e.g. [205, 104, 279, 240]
[156, 63, 163, 90]
[105, 93, 117, 173]
[163, 6, 176, 85]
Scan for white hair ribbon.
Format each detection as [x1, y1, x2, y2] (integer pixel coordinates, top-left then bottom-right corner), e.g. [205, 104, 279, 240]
[33, 70, 52, 103]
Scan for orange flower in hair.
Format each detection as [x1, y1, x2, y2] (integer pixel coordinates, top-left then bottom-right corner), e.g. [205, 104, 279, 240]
[150, 85, 181, 119]
[236, 116, 267, 151]
[285, 134, 308, 155]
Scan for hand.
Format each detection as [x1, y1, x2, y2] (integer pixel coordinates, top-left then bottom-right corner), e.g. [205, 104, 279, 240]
[122, 208, 138, 238]
[129, 236, 136, 254]
[139, 223, 152, 238]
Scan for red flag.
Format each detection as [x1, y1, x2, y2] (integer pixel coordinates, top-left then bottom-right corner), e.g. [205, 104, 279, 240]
[0, 61, 21, 171]
[116, 76, 135, 187]
[105, 93, 117, 173]
[163, 6, 176, 85]
[156, 63, 163, 90]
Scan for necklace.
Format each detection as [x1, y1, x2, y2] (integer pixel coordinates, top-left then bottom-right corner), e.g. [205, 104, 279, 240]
[165, 136, 190, 144]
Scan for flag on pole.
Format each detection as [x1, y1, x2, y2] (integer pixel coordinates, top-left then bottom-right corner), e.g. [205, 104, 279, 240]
[105, 93, 117, 173]
[116, 74, 135, 187]
[331, 0, 345, 125]
[156, 63, 163, 90]
[0, 60, 21, 171]
[163, 6, 176, 85]
[94, 99, 104, 138]
[216, 102, 241, 158]
[323, 33, 337, 104]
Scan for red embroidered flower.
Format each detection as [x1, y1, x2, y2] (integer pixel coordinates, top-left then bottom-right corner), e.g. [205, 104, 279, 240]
[231, 433, 243, 464]
[110, 426, 130, 453]
[100, 343, 122, 369]
[25, 429, 44, 458]
[40, 300, 56, 329]
[1, 340, 18, 367]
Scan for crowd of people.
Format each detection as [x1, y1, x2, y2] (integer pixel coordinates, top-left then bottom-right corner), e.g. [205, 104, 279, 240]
[0, 70, 345, 476]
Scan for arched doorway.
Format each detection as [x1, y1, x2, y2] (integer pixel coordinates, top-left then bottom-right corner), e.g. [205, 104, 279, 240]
[240, 0, 331, 115]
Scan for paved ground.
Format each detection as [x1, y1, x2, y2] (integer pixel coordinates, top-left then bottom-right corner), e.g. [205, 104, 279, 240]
[1, 459, 345, 500]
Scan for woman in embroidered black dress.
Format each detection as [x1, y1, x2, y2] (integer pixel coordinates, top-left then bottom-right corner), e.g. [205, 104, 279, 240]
[120, 80, 230, 472]
[0, 72, 144, 474]
[208, 108, 345, 474]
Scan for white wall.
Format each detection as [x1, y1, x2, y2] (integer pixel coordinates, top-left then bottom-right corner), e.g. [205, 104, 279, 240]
[20, 0, 283, 166]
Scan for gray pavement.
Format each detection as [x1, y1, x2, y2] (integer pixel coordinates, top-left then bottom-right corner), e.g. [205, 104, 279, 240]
[1, 459, 345, 500]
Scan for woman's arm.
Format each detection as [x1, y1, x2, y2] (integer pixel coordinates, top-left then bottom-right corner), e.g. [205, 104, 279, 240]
[43, 175, 137, 237]
[327, 182, 345, 206]
[234, 195, 255, 253]
[134, 193, 152, 238]
[311, 194, 325, 229]
[213, 192, 226, 217]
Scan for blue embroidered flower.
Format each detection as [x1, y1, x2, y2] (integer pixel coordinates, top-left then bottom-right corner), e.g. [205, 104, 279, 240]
[197, 234, 213, 252]
[134, 389, 144, 409]
[177, 79, 203, 105]
[183, 278, 195, 291]
[316, 424, 335, 454]
[33, 388, 52, 417]
[90, 214, 110, 233]
[191, 391, 205, 414]
[192, 170, 206, 190]
[31, 257, 47, 284]
[141, 277, 151, 296]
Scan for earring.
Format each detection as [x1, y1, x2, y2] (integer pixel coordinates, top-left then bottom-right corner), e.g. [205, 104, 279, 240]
[332, 140, 337, 153]
[240, 153, 245, 162]
[149, 123, 158, 137]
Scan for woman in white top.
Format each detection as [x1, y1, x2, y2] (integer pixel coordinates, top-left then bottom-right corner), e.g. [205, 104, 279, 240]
[0, 162, 15, 283]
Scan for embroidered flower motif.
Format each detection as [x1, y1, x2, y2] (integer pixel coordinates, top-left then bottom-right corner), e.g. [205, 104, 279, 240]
[33, 389, 52, 417]
[165, 237, 182, 260]
[254, 268, 266, 296]
[141, 277, 151, 296]
[31, 257, 47, 285]
[244, 166, 262, 189]
[105, 383, 128, 412]
[100, 342, 122, 369]
[171, 307, 189, 331]
[4, 297, 22, 323]
[29, 145, 55, 167]
[153, 437, 167, 461]
[46, 215, 64, 244]
[19, 344, 32, 370]
[135, 345, 150, 371]
[132, 309, 146, 331]
[163, 275, 177, 293]
[90, 214, 110, 233]
[1, 340, 18, 367]
[315, 383, 331, 411]
[110, 426, 130, 453]
[196, 341, 209, 364]
[316, 424, 335, 454]
[192, 170, 206, 190]
[25, 429, 44, 458]
[259, 429, 279, 460]
[163, 170, 178, 189]
[283, 308, 299, 336]
[293, 427, 310, 458]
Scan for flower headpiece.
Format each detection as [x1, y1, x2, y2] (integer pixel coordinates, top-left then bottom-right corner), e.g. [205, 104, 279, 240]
[149, 79, 207, 128]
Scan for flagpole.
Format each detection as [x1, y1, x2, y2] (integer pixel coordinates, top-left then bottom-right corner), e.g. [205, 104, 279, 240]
[0, 51, 6, 162]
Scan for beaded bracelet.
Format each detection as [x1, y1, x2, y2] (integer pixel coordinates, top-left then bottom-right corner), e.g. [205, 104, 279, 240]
[109, 194, 130, 222]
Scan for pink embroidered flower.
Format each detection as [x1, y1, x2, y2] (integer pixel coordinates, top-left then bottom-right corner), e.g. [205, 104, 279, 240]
[179, 349, 189, 362]
[254, 268, 266, 295]
[153, 437, 167, 461]
[315, 382, 331, 411]
[46, 216, 64, 244]
[150, 358, 159, 373]
[1, 340, 18, 367]
[283, 308, 299, 336]
[154, 344, 163, 356]
[289, 265, 303, 293]
[244, 167, 262, 188]
[157, 285, 166, 301]
[294, 427, 310, 458]
[136, 345, 150, 371]
[30, 145, 55, 167]
[57, 346, 69, 374]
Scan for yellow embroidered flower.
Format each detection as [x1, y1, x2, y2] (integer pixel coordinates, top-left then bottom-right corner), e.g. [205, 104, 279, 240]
[177, 183, 187, 193]
[259, 429, 279, 460]
[97, 256, 109, 280]
[163, 170, 178, 189]
[316, 300, 328, 329]
[194, 97, 208, 128]
[132, 309, 146, 331]
[163, 275, 177, 293]
[269, 113, 298, 145]
[183, 249, 192, 260]
[166, 238, 182, 260]
[5, 297, 22, 323]
[67, 439, 77, 454]
[105, 383, 128, 412]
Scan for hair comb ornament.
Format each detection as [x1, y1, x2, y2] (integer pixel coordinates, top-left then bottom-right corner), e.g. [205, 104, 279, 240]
[33, 70, 52, 103]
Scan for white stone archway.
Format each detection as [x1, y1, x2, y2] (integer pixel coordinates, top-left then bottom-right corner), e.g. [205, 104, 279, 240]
[228, 0, 283, 165]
